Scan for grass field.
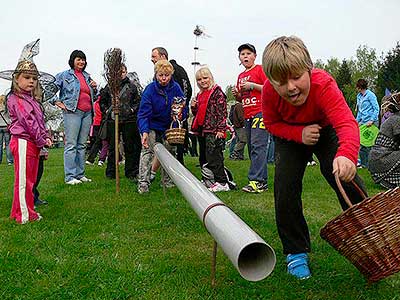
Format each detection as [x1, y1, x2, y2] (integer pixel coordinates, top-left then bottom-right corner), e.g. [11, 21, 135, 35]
[0, 148, 399, 299]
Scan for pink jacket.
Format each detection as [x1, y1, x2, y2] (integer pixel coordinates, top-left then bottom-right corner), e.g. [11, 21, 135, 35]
[7, 92, 49, 148]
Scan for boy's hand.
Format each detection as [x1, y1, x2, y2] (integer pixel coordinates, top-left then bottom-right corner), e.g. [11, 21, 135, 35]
[302, 124, 322, 145]
[333, 156, 356, 182]
[240, 81, 253, 91]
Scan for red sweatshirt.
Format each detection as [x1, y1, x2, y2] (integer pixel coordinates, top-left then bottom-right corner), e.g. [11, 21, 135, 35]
[236, 65, 267, 119]
[262, 69, 360, 164]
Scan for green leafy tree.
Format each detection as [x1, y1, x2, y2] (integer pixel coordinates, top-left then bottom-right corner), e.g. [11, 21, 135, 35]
[336, 60, 356, 111]
[314, 59, 325, 69]
[325, 58, 341, 79]
[336, 60, 352, 90]
[352, 45, 379, 89]
[377, 42, 400, 99]
[314, 57, 341, 79]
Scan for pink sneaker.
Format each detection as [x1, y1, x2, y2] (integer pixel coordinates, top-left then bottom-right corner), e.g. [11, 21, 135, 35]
[208, 182, 230, 192]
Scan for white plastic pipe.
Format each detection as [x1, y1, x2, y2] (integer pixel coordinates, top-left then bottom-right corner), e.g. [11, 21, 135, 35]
[154, 143, 276, 281]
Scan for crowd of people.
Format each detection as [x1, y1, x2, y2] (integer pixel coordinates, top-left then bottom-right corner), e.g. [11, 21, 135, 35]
[1, 36, 399, 281]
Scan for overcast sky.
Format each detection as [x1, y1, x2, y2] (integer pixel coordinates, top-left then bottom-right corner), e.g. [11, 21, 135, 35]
[0, 0, 399, 96]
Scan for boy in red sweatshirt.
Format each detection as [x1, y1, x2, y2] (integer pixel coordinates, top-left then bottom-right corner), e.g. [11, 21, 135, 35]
[233, 43, 270, 193]
[261, 36, 367, 279]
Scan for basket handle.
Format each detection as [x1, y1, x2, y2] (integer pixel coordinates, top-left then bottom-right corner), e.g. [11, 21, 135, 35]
[334, 172, 367, 208]
[170, 119, 182, 129]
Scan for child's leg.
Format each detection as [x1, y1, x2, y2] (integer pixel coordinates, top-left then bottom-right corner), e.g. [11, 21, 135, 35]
[205, 134, 227, 184]
[314, 126, 367, 209]
[138, 131, 156, 187]
[274, 137, 310, 254]
[9, 138, 40, 224]
[33, 156, 45, 202]
[197, 136, 207, 167]
[246, 113, 269, 183]
[99, 140, 109, 162]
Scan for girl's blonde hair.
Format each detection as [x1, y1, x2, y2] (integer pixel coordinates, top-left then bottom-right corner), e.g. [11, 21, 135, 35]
[195, 67, 215, 90]
[154, 60, 174, 75]
[11, 72, 42, 102]
[262, 36, 313, 85]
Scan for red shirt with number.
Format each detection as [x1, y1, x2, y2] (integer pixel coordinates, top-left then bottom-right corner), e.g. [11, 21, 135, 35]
[261, 68, 360, 164]
[236, 64, 267, 119]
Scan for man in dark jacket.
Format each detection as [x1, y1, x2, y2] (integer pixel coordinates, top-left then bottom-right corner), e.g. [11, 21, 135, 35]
[151, 47, 192, 165]
[100, 64, 141, 180]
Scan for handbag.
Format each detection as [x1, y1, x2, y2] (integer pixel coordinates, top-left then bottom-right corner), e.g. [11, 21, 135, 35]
[98, 106, 113, 140]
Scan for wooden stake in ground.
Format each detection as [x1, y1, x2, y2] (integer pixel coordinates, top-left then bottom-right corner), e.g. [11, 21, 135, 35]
[103, 48, 125, 193]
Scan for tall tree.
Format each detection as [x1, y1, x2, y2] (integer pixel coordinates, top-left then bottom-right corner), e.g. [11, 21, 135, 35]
[377, 42, 400, 99]
[324, 57, 341, 79]
[336, 60, 352, 90]
[336, 60, 356, 111]
[352, 45, 379, 90]
[314, 57, 341, 79]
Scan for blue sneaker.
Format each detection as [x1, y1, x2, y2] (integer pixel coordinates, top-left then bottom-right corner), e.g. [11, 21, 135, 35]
[286, 253, 311, 279]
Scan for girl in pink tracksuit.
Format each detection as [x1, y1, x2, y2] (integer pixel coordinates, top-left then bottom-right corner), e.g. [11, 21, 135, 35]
[7, 60, 52, 224]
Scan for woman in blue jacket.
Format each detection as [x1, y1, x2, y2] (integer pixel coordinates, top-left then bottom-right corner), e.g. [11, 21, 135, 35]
[53, 50, 97, 185]
[137, 60, 184, 194]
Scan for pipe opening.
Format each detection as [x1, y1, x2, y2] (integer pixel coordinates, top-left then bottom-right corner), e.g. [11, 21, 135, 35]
[238, 242, 276, 281]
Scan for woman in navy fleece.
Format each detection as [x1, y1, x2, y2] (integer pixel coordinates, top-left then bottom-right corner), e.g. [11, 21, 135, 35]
[137, 60, 184, 194]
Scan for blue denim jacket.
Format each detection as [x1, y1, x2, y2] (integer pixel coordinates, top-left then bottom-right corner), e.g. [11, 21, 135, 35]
[53, 69, 95, 111]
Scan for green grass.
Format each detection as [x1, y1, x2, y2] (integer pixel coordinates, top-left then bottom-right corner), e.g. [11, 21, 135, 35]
[0, 149, 399, 299]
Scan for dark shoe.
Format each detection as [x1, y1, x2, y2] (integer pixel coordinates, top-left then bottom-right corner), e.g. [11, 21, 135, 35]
[34, 199, 48, 206]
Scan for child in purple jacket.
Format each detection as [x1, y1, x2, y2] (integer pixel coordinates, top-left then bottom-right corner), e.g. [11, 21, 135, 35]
[7, 60, 52, 224]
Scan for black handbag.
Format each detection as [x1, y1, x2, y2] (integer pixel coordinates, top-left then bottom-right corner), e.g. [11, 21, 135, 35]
[98, 106, 113, 140]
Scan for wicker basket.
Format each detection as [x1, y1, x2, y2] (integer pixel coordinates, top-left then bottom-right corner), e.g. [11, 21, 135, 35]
[165, 125, 186, 145]
[320, 174, 400, 283]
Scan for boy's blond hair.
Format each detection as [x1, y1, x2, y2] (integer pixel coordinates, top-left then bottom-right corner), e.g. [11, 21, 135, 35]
[154, 60, 174, 75]
[262, 36, 313, 85]
[195, 67, 215, 90]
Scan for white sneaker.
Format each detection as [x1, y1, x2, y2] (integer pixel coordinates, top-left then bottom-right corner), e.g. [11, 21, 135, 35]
[98, 160, 104, 166]
[66, 179, 82, 185]
[150, 171, 156, 182]
[85, 160, 94, 165]
[79, 176, 92, 182]
[208, 182, 230, 192]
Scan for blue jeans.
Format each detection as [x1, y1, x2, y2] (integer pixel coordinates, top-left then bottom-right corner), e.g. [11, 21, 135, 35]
[0, 128, 13, 164]
[63, 110, 92, 182]
[359, 145, 370, 168]
[245, 112, 270, 182]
